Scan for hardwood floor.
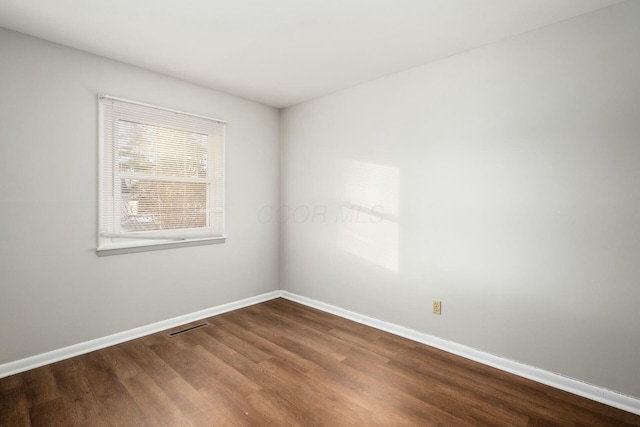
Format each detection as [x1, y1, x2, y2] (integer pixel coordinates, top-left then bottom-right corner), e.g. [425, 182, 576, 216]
[1, 298, 639, 426]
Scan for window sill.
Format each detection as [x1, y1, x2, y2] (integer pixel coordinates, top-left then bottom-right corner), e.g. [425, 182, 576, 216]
[96, 236, 226, 257]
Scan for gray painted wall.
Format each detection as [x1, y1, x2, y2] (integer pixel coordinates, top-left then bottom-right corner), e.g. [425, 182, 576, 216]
[0, 28, 280, 364]
[281, 2, 640, 398]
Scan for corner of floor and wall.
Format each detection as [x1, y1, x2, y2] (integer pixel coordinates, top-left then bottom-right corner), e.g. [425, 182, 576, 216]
[1, 0, 639, 417]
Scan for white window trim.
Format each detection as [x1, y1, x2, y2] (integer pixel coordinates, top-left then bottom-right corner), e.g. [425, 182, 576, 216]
[97, 94, 227, 256]
[96, 236, 226, 257]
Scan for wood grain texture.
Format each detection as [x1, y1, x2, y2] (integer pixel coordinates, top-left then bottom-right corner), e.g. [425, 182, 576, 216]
[1, 298, 639, 426]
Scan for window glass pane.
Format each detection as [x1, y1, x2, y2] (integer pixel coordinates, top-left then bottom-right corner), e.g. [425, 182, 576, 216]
[117, 120, 208, 179]
[120, 180, 208, 232]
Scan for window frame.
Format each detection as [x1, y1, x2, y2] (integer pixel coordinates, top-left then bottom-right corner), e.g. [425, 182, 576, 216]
[97, 94, 226, 256]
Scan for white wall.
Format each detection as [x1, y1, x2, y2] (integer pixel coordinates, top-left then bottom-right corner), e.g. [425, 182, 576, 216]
[281, 1, 640, 398]
[0, 28, 280, 364]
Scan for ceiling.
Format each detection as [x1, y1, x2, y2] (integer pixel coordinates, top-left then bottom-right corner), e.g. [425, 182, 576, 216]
[0, 0, 624, 108]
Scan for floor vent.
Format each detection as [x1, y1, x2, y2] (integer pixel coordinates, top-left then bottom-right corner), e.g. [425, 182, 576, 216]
[168, 322, 209, 337]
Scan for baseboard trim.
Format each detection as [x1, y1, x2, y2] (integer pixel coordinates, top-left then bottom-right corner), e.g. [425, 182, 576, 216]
[280, 291, 640, 416]
[0, 290, 283, 379]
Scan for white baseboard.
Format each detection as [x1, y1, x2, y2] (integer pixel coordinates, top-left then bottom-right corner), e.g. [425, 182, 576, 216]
[280, 291, 640, 416]
[0, 290, 283, 379]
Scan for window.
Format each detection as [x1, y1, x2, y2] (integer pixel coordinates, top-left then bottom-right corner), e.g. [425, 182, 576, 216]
[98, 95, 225, 255]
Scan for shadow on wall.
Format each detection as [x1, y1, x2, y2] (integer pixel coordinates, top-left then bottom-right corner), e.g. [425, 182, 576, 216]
[335, 160, 400, 272]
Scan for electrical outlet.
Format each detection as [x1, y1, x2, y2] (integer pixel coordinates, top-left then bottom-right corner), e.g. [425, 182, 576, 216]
[432, 300, 442, 315]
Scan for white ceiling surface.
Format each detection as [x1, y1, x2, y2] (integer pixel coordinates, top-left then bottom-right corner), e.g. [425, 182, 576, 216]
[0, 0, 624, 108]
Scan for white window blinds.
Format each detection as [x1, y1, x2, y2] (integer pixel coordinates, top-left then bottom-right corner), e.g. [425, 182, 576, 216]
[98, 95, 225, 253]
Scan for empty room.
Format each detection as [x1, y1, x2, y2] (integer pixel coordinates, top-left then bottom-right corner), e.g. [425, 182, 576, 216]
[1, 0, 639, 425]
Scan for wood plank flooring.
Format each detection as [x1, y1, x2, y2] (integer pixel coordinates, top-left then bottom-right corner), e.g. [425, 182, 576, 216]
[1, 298, 639, 426]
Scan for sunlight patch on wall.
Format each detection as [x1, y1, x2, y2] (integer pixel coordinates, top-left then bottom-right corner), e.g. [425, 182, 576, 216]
[338, 160, 399, 217]
[335, 160, 400, 272]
